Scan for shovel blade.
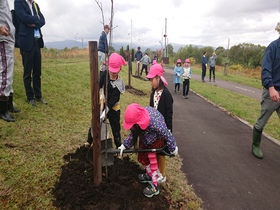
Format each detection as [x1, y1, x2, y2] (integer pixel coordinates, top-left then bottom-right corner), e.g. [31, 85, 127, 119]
[101, 138, 115, 166]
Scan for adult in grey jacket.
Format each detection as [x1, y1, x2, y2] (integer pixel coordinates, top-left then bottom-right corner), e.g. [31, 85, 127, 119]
[209, 52, 217, 82]
[0, 0, 20, 122]
[139, 53, 151, 77]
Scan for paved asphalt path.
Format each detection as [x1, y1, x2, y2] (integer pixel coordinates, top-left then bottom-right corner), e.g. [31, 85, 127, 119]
[162, 68, 280, 209]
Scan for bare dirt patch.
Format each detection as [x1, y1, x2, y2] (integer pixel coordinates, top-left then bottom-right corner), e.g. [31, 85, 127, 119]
[52, 146, 171, 210]
[125, 85, 147, 96]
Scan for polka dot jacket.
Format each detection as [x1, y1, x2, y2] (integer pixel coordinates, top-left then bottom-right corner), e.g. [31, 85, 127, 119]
[123, 106, 177, 152]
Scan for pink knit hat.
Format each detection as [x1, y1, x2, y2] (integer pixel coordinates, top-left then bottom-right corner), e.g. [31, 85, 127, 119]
[123, 103, 150, 130]
[109, 53, 127, 73]
[176, 59, 182, 63]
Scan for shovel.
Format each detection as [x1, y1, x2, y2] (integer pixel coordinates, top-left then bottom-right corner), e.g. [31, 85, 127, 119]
[87, 138, 174, 166]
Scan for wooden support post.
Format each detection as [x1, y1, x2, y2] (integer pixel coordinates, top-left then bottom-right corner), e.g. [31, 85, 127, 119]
[88, 41, 102, 186]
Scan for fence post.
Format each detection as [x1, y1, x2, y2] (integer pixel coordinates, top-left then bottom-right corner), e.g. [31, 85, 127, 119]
[224, 62, 229, 76]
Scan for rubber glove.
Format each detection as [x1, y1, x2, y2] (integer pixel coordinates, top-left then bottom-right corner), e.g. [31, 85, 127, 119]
[171, 146, 178, 156]
[100, 110, 106, 121]
[177, 73, 180, 76]
[100, 106, 109, 121]
[118, 144, 126, 157]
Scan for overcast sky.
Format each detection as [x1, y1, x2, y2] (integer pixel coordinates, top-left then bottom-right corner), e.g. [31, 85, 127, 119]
[8, 0, 280, 50]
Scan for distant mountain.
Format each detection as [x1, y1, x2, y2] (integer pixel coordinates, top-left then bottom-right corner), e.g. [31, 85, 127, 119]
[45, 40, 84, 49]
[44, 40, 203, 52]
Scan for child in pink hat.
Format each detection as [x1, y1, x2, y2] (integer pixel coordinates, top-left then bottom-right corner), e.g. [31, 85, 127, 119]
[146, 64, 173, 184]
[85, 53, 126, 148]
[182, 58, 192, 99]
[100, 53, 126, 148]
[173, 59, 183, 94]
[119, 103, 178, 198]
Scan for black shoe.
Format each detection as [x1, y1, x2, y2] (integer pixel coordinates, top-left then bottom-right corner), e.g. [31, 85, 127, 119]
[0, 111, 15, 122]
[8, 95, 20, 113]
[36, 98, 48, 104]
[27, 99, 36, 106]
[9, 106, 21, 113]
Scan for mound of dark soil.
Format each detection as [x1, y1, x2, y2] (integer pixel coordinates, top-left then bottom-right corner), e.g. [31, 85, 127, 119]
[52, 146, 170, 210]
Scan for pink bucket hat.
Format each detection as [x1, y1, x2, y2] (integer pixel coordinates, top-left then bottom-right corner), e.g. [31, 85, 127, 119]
[123, 103, 150, 130]
[146, 64, 164, 78]
[146, 64, 168, 86]
[109, 53, 127, 73]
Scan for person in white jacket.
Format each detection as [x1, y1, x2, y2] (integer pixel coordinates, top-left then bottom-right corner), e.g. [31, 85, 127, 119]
[139, 53, 151, 77]
[182, 59, 192, 99]
[0, 0, 20, 122]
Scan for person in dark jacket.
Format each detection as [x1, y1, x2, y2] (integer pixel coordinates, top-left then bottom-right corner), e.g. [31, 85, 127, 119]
[146, 64, 173, 184]
[15, 0, 47, 106]
[251, 33, 280, 159]
[98, 24, 110, 77]
[134, 46, 142, 75]
[201, 51, 207, 82]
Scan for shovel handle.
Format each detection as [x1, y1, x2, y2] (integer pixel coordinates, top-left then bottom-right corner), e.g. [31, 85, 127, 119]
[104, 147, 174, 157]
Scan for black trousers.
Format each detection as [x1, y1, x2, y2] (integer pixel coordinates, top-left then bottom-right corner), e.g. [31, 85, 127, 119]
[21, 41, 42, 101]
[140, 64, 148, 76]
[183, 79, 190, 96]
[107, 109, 121, 148]
[201, 65, 206, 81]
[87, 110, 121, 148]
[209, 66, 215, 80]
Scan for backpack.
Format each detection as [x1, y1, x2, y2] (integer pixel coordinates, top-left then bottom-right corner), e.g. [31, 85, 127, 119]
[11, 9, 19, 48]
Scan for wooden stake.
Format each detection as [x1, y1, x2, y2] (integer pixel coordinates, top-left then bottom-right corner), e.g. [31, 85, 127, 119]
[88, 41, 102, 186]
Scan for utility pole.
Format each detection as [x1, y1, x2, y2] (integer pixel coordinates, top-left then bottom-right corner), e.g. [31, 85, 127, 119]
[75, 33, 78, 48]
[164, 18, 167, 57]
[227, 38, 230, 59]
[224, 38, 230, 75]
[131, 20, 133, 50]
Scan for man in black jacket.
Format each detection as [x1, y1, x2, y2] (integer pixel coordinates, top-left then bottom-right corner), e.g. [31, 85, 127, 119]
[15, 0, 47, 106]
[98, 25, 110, 77]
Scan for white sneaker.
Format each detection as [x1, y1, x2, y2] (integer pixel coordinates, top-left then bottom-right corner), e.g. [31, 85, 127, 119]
[157, 172, 166, 183]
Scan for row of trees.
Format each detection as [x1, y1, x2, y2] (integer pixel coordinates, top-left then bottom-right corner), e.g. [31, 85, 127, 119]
[117, 42, 267, 69]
